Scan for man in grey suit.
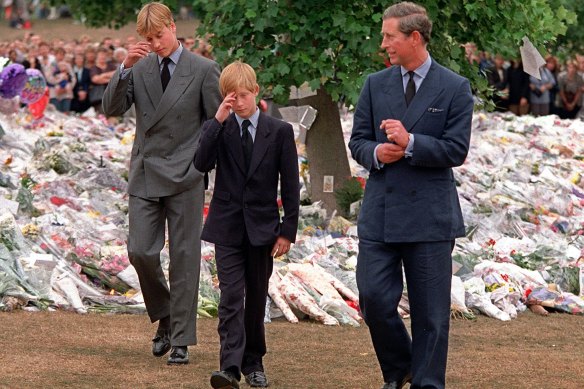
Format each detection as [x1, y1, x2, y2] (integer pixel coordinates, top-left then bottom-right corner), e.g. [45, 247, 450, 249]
[102, 2, 221, 365]
[349, 2, 473, 388]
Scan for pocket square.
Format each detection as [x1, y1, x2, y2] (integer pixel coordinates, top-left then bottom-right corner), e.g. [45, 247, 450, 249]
[427, 107, 444, 113]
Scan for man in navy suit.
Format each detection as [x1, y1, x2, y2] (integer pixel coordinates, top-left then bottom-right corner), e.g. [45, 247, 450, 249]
[195, 61, 299, 389]
[349, 2, 473, 389]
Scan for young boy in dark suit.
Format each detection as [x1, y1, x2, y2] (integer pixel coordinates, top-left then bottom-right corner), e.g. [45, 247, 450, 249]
[194, 61, 300, 389]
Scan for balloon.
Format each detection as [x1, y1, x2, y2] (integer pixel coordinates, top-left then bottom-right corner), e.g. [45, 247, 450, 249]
[0, 63, 28, 99]
[28, 88, 49, 120]
[0, 96, 20, 115]
[20, 68, 46, 104]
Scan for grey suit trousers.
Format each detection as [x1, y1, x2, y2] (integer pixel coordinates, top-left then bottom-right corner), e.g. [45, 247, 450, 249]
[128, 182, 204, 346]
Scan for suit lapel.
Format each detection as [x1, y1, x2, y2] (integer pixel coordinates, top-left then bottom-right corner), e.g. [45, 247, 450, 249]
[224, 115, 247, 175]
[382, 68, 407, 119]
[146, 50, 195, 132]
[143, 54, 163, 110]
[401, 62, 443, 131]
[246, 113, 271, 179]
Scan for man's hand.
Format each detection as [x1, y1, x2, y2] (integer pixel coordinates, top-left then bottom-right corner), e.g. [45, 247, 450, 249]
[376, 143, 406, 164]
[123, 41, 151, 69]
[215, 92, 236, 123]
[271, 236, 291, 257]
[380, 119, 410, 148]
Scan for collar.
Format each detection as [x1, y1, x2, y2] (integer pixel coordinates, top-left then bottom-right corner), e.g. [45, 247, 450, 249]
[401, 54, 432, 79]
[235, 108, 260, 129]
[158, 42, 183, 65]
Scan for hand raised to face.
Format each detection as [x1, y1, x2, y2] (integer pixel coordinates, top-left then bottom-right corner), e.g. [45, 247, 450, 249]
[123, 41, 152, 69]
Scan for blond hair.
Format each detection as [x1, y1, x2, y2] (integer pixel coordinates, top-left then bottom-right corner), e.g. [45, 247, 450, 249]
[219, 61, 258, 97]
[136, 2, 173, 37]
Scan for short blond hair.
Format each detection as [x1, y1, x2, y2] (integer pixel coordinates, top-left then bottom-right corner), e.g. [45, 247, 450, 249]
[219, 61, 258, 97]
[136, 2, 173, 37]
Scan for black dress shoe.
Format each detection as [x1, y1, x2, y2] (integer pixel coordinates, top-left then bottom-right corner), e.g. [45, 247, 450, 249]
[245, 371, 269, 388]
[382, 372, 412, 389]
[167, 346, 189, 365]
[151, 329, 171, 357]
[210, 370, 240, 389]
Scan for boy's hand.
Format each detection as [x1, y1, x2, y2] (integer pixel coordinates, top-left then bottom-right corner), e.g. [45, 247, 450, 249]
[215, 92, 236, 123]
[123, 41, 151, 69]
[271, 237, 291, 257]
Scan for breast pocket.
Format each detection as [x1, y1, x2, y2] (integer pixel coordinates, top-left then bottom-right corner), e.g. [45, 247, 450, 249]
[416, 110, 447, 137]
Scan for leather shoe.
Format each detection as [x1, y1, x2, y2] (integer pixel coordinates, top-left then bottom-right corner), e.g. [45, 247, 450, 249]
[245, 371, 269, 387]
[167, 346, 189, 365]
[210, 370, 240, 389]
[151, 329, 171, 357]
[382, 372, 412, 389]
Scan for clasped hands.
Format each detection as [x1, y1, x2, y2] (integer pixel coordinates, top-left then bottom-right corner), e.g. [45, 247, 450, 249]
[376, 119, 409, 164]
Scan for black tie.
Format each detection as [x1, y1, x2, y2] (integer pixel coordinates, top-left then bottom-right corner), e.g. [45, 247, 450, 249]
[405, 71, 416, 106]
[161, 57, 171, 92]
[241, 119, 253, 171]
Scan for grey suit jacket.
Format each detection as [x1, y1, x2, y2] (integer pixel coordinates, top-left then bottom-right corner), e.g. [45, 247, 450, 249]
[102, 50, 222, 198]
[349, 60, 474, 243]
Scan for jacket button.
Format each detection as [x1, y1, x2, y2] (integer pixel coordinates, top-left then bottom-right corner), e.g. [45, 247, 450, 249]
[244, 203, 248, 209]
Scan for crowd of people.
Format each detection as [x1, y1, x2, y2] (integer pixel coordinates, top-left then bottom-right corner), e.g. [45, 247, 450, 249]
[0, 31, 213, 114]
[464, 43, 584, 119]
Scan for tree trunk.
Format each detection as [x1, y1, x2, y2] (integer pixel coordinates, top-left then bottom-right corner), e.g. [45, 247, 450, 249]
[292, 87, 351, 217]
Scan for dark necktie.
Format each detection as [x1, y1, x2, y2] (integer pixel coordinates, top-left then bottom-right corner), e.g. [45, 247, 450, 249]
[241, 119, 253, 171]
[161, 57, 171, 92]
[405, 71, 416, 106]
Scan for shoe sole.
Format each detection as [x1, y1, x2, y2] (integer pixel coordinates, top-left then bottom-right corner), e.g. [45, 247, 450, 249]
[152, 345, 171, 357]
[167, 359, 189, 365]
[210, 375, 239, 389]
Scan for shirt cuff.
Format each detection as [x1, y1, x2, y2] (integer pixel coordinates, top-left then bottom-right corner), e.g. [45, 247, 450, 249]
[119, 63, 132, 80]
[373, 144, 384, 170]
[404, 133, 415, 158]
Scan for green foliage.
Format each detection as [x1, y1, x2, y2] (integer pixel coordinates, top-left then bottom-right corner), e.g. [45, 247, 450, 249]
[195, 0, 386, 105]
[62, 0, 577, 106]
[334, 177, 364, 217]
[50, 0, 178, 29]
[194, 0, 575, 107]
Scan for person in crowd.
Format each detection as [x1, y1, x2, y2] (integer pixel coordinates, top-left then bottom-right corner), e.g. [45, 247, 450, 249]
[71, 52, 91, 113]
[195, 61, 299, 389]
[37, 40, 56, 75]
[486, 54, 509, 112]
[545, 55, 560, 115]
[348, 2, 473, 389]
[528, 63, 556, 116]
[46, 60, 76, 113]
[84, 45, 97, 69]
[112, 47, 128, 66]
[558, 59, 583, 119]
[193, 36, 213, 59]
[89, 47, 116, 113]
[102, 1, 221, 366]
[506, 58, 530, 116]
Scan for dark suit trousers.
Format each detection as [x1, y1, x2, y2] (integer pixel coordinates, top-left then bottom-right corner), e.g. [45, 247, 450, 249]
[215, 236, 273, 379]
[128, 186, 203, 346]
[357, 238, 453, 389]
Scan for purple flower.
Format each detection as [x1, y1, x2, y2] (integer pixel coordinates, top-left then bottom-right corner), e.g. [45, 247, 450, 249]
[0, 64, 28, 99]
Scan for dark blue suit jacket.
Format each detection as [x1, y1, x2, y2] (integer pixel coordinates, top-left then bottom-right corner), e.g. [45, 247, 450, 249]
[194, 112, 300, 247]
[349, 60, 474, 243]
